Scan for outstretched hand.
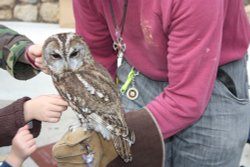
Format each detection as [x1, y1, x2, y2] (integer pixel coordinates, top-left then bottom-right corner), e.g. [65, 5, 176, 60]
[5, 125, 37, 167]
[24, 95, 68, 123]
[26, 44, 49, 74]
[34, 56, 49, 74]
[27, 44, 42, 60]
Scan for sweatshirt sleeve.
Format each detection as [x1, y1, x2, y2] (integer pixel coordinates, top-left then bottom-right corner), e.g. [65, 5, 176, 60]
[0, 24, 40, 80]
[0, 97, 41, 146]
[147, 0, 224, 138]
[73, 0, 117, 78]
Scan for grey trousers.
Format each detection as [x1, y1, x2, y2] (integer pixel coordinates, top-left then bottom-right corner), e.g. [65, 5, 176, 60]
[117, 56, 250, 167]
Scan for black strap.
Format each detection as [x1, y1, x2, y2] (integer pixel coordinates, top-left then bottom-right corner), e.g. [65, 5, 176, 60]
[217, 68, 237, 96]
[109, 0, 128, 35]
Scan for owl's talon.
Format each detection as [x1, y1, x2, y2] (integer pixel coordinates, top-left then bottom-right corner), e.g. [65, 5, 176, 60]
[68, 124, 81, 132]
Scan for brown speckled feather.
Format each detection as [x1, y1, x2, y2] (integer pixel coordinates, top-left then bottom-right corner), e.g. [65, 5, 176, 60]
[43, 32, 135, 162]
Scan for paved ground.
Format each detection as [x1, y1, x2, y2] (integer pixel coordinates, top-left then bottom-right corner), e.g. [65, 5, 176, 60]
[0, 21, 249, 166]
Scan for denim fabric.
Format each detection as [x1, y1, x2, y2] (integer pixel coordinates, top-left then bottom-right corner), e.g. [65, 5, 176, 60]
[248, 128, 250, 143]
[117, 56, 250, 167]
[0, 161, 12, 167]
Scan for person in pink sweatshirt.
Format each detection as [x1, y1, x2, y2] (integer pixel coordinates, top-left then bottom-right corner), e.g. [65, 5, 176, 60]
[34, 0, 250, 166]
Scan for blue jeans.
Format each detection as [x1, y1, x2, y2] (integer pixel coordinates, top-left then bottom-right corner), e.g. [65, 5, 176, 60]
[117, 56, 250, 167]
[248, 127, 250, 143]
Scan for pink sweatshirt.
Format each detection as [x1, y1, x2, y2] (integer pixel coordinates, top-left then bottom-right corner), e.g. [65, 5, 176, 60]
[73, 0, 250, 138]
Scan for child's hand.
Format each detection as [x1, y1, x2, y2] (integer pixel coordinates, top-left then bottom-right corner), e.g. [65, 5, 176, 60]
[6, 125, 37, 167]
[24, 95, 68, 123]
[35, 56, 50, 74]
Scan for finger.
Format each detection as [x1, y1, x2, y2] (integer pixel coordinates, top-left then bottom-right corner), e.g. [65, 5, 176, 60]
[23, 133, 34, 141]
[33, 62, 45, 71]
[43, 99, 67, 111]
[40, 68, 50, 74]
[20, 133, 33, 142]
[46, 94, 62, 98]
[26, 139, 36, 148]
[52, 105, 68, 112]
[18, 129, 31, 137]
[29, 44, 42, 57]
[47, 111, 62, 118]
[34, 57, 42, 64]
[53, 99, 69, 106]
[29, 144, 37, 154]
[34, 58, 50, 74]
[34, 62, 46, 71]
[47, 117, 60, 123]
[34, 62, 43, 69]
[46, 96, 68, 106]
[18, 125, 29, 133]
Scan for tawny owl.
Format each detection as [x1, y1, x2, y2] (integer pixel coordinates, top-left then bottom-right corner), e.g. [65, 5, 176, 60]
[42, 32, 135, 162]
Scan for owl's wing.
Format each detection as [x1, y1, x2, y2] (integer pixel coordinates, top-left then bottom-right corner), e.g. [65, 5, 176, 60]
[52, 73, 88, 115]
[77, 66, 131, 129]
[75, 65, 119, 107]
[52, 70, 135, 162]
[52, 70, 125, 127]
[88, 111, 135, 162]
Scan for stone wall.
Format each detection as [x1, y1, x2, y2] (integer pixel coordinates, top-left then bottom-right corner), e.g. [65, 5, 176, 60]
[0, 0, 59, 23]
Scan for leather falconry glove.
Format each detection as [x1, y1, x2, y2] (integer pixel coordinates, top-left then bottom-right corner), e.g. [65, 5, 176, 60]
[52, 108, 165, 167]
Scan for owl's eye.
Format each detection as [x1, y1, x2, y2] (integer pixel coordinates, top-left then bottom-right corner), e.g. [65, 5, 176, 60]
[70, 50, 79, 58]
[51, 53, 61, 59]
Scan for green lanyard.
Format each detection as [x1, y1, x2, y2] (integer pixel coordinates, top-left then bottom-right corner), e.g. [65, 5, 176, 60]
[120, 67, 136, 94]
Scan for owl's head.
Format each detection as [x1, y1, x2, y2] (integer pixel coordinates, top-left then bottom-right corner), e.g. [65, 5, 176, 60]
[42, 32, 94, 75]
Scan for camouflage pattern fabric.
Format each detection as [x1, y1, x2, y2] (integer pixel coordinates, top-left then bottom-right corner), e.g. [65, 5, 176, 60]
[0, 24, 39, 80]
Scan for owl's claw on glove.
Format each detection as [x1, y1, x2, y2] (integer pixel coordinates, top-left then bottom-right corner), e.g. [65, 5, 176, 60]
[82, 142, 95, 165]
[52, 128, 100, 167]
[68, 124, 80, 132]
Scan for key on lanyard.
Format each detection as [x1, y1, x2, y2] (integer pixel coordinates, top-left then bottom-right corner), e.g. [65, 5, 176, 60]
[120, 67, 135, 94]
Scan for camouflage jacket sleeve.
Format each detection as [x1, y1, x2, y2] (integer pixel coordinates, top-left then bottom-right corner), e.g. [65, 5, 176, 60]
[0, 24, 40, 80]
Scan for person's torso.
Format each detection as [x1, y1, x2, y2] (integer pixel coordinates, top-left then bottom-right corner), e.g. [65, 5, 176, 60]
[94, 0, 250, 80]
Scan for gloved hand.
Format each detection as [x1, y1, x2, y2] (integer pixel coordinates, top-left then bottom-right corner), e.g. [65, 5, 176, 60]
[52, 126, 117, 167]
[52, 128, 95, 167]
[52, 108, 164, 167]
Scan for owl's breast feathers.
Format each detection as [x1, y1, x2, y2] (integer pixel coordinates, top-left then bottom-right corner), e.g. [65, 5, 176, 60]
[53, 65, 118, 104]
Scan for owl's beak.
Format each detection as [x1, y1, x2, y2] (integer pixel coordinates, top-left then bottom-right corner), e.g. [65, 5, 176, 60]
[64, 64, 69, 70]
[63, 63, 71, 73]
